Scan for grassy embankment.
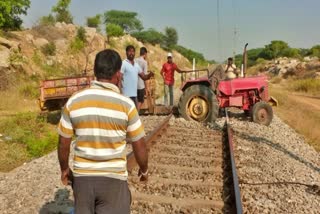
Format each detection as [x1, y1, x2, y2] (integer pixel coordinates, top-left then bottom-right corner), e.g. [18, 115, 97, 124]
[270, 78, 320, 151]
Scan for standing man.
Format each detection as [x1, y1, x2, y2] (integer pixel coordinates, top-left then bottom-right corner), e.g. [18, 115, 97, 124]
[57, 49, 148, 214]
[161, 52, 182, 106]
[225, 57, 238, 79]
[135, 47, 148, 111]
[121, 45, 153, 107]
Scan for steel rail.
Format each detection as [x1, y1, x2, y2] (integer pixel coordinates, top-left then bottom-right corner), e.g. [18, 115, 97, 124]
[225, 109, 243, 214]
[126, 114, 172, 171]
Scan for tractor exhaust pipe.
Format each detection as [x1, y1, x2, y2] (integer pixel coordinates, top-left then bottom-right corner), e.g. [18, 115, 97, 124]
[242, 43, 248, 78]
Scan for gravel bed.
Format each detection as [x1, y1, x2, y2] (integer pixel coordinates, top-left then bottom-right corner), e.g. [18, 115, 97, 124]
[221, 110, 320, 214]
[146, 165, 222, 182]
[131, 182, 221, 200]
[129, 117, 225, 213]
[131, 201, 216, 214]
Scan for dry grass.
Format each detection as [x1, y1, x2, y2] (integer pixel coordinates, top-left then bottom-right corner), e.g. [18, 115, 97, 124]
[0, 90, 38, 113]
[0, 141, 30, 172]
[288, 78, 320, 94]
[270, 86, 320, 151]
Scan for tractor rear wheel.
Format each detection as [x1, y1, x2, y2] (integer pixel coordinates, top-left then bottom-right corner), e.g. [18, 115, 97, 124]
[178, 85, 219, 123]
[252, 101, 273, 126]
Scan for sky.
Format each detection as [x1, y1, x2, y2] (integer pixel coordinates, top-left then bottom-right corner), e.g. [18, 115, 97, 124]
[22, 0, 320, 62]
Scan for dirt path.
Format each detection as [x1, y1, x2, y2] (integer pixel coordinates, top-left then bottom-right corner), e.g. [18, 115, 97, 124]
[288, 94, 320, 111]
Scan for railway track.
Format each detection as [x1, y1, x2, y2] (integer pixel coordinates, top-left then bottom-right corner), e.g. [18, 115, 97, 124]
[127, 114, 242, 213]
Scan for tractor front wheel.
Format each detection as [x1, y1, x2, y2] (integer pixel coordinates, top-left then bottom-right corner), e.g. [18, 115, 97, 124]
[252, 101, 273, 126]
[178, 85, 219, 123]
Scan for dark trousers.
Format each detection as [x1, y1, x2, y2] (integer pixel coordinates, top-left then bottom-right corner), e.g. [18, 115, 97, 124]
[73, 176, 131, 214]
[129, 97, 138, 108]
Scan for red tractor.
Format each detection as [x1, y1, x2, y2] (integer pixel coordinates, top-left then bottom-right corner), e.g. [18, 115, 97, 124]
[178, 72, 277, 126]
[177, 45, 277, 126]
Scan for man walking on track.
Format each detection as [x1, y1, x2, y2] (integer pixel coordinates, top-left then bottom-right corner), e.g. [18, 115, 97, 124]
[121, 45, 153, 107]
[135, 47, 149, 111]
[57, 49, 148, 214]
[161, 52, 182, 106]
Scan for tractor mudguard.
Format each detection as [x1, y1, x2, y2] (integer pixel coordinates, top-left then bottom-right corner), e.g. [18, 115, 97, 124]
[268, 96, 278, 106]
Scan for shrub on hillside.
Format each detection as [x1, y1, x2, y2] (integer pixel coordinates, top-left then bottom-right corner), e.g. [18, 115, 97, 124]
[131, 29, 165, 45]
[106, 23, 124, 40]
[39, 14, 56, 26]
[173, 45, 206, 64]
[41, 42, 56, 56]
[69, 27, 87, 53]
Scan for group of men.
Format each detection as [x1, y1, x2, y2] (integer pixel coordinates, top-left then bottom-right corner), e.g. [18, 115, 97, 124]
[120, 45, 181, 109]
[57, 46, 181, 214]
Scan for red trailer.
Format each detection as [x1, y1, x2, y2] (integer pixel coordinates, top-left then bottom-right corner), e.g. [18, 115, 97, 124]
[39, 75, 94, 111]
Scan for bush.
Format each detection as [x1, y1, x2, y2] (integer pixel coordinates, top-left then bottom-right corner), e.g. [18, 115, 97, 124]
[39, 14, 56, 26]
[173, 45, 207, 64]
[106, 23, 124, 39]
[19, 84, 39, 98]
[76, 26, 87, 43]
[9, 50, 26, 65]
[32, 51, 42, 65]
[41, 42, 56, 56]
[69, 37, 85, 53]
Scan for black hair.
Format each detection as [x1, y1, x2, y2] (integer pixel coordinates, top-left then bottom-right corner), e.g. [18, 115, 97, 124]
[126, 45, 135, 52]
[94, 49, 122, 80]
[140, 47, 147, 56]
[228, 57, 233, 61]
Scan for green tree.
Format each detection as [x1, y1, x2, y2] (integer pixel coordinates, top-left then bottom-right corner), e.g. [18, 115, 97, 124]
[52, 0, 73, 24]
[131, 29, 165, 45]
[262, 40, 289, 59]
[106, 23, 124, 42]
[0, 0, 31, 30]
[164, 27, 178, 49]
[310, 45, 320, 58]
[299, 48, 311, 57]
[86, 14, 101, 30]
[104, 10, 143, 33]
[281, 48, 300, 58]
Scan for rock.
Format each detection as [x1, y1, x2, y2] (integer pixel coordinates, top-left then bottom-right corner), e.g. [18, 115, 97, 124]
[33, 38, 49, 48]
[54, 39, 68, 52]
[25, 34, 34, 43]
[0, 48, 10, 68]
[84, 27, 96, 42]
[0, 37, 20, 50]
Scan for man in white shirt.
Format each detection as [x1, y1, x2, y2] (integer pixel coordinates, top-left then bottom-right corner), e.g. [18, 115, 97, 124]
[135, 47, 148, 111]
[225, 57, 238, 79]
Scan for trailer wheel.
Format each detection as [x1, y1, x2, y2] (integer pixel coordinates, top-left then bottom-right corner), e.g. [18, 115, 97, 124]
[252, 101, 273, 126]
[178, 85, 219, 123]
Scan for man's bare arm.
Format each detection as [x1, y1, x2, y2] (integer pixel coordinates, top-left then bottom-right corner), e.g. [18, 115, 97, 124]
[139, 72, 153, 81]
[58, 135, 72, 185]
[132, 137, 148, 173]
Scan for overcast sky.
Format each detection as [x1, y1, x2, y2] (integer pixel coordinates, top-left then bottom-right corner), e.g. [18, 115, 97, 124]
[22, 0, 320, 62]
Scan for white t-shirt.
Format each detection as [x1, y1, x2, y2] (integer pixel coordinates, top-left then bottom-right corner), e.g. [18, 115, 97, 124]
[135, 57, 148, 90]
[225, 64, 237, 79]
